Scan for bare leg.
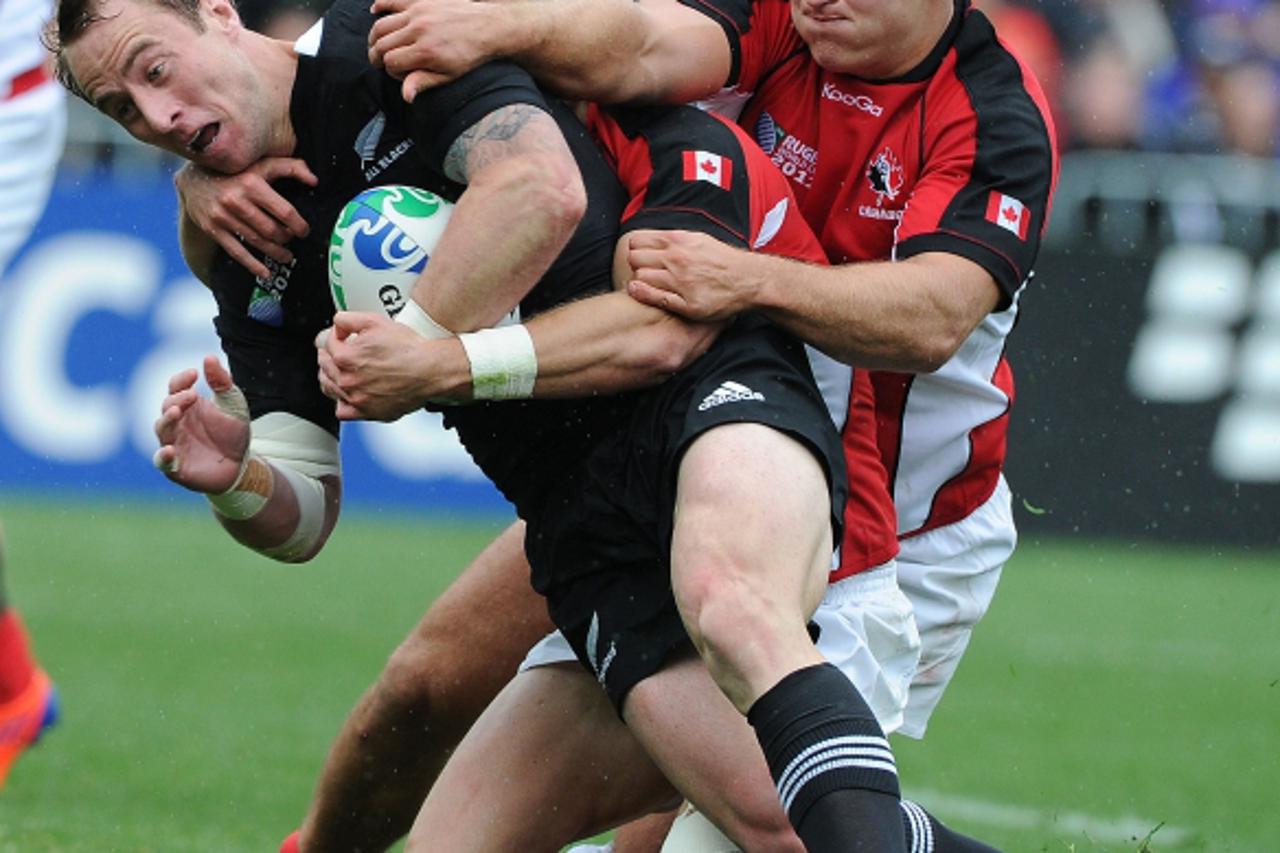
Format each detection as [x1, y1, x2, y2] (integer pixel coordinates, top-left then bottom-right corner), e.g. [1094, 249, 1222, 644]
[404, 652, 802, 852]
[299, 521, 554, 852]
[623, 656, 802, 852]
[407, 665, 677, 853]
[670, 424, 830, 712]
[400, 426, 885, 852]
[671, 424, 905, 852]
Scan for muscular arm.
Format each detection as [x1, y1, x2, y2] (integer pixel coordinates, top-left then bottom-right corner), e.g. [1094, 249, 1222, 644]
[752, 253, 1002, 371]
[409, 102, 587, 332]
[370, 0, 729, 104]
[320, 289, 720, 418]
[625, 231, 1001, 372]
[528, 292, 721, 396]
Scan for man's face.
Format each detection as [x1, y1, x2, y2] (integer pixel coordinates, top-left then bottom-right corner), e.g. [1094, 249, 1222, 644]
[62, 0, 271, 172]
[789, 0, 942, 78]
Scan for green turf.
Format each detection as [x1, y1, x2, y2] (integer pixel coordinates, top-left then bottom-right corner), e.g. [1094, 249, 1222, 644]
[895, 536, 1280, 852]
[0, 497, 1276, 851]
[0, 496, 509, 851]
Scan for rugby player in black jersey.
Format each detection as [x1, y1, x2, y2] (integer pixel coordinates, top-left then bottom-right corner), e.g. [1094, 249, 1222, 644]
[48, 0, 919, 850]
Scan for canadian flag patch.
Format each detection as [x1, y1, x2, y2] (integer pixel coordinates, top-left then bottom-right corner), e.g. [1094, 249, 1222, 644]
[985, 191, 1030, 240]
[683, 150, 733, 189]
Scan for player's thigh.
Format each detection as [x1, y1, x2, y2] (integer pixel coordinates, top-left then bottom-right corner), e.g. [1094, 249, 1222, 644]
[409, 664, 674, 853]
[382, 520, 552, 719]
[671, 422, 832, 619]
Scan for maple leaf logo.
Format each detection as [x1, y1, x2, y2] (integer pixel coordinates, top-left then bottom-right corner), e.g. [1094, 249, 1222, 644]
[866, 147, 904, 205]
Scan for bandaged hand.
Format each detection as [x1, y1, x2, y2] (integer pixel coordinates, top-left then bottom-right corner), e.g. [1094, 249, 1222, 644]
[152, 355, 253, 496]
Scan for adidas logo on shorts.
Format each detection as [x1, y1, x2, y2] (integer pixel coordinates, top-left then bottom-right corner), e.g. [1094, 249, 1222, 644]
[698, 381, 765, 411]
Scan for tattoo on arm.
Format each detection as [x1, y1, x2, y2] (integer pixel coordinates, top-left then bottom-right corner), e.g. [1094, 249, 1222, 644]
[443, 103, 565, 183]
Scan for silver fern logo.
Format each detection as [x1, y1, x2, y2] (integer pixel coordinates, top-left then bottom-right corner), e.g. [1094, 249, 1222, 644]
[355, 113, 386, 169]
[585, 612, 617, 686]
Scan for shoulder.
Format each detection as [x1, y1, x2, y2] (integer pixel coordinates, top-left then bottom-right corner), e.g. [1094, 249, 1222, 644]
[719, 0, 804, 88]
[922, 9, 1056, 180]
[312, 0, 377, 62]
[946, 9, 1054, 131]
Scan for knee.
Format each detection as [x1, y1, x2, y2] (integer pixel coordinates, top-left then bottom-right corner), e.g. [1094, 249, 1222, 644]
[374, 632, 442, 711]
[675, 557, 783, 659]
[367, 626, 499, 741]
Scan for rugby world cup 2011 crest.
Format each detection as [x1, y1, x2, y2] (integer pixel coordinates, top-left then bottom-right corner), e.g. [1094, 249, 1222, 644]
[753, 113, 816, 190]
[755, 112, 785, 156]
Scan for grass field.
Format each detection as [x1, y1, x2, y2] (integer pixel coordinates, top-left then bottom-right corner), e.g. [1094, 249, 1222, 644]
[0, 496, 1275, 851]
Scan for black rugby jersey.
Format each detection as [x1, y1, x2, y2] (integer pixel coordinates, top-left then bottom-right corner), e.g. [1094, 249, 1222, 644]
[206, 0, 629, 513]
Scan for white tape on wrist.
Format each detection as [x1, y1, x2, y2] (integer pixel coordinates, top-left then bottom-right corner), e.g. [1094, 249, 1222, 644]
[395, 299, 454, 340]
[458, 324, 538, 400]
[207, 455, 270, 520]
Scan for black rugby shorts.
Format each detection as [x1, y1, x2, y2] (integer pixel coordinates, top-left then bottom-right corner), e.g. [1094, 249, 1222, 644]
[524, 316, 847, 712]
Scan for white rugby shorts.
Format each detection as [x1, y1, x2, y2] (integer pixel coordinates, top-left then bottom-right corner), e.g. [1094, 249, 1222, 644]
[521, 561, 920, 735]
[897, 474, 1014, 738]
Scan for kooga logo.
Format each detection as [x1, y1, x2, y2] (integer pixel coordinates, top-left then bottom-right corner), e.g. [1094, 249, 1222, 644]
[1127, 243, 1280, 483]
[821, 83, 883, 116]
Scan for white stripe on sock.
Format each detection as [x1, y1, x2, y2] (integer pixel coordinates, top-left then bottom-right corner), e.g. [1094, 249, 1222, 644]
[779, 744, 897, 808]
[901, 799, 933, 853]
[780, 754, 900, 813]
[777, 735, 894, 797]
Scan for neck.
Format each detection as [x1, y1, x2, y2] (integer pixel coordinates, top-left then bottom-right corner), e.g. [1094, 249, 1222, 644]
[873, 0, 955, 79]
[243, 30, 301, 156]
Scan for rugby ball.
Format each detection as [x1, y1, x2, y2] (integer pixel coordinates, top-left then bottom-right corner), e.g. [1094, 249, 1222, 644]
[327, 185, 454, 318]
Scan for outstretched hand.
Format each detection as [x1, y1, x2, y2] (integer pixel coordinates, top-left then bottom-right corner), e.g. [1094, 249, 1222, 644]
[175, 159, 318, 280]
[623, 229, 757, 322]
[152, 355, 252, 494]
[368, 0, 496, 102]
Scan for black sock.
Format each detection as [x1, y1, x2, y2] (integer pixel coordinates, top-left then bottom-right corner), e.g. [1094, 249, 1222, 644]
[900, 800, 1002, 852]
[747, 662, 905, 853]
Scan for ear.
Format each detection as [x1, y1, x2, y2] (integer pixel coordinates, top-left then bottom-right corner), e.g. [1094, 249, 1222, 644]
[203, 0, 242, 33]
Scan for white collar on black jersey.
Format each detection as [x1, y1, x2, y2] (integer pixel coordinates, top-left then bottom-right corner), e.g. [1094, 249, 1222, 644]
[294, 20, 324, 57]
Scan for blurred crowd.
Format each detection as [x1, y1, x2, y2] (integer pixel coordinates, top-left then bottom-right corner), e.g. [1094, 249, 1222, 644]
[985, 0, 1279, 158]
[241, 0, 1280, 158]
